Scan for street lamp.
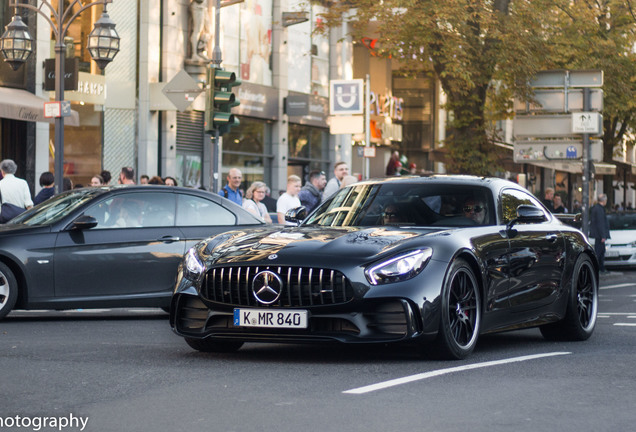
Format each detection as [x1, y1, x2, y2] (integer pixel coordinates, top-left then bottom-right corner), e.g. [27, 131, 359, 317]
[0, 0, 120, 194]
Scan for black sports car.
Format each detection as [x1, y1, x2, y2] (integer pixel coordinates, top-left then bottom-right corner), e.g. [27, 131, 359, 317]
[0, 185, 263, 319]
[170, 176, 599, 359]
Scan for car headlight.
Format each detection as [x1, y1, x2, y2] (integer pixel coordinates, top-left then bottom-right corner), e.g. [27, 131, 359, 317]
[365, 249, 433, 285]
[183, 247, 205, 281]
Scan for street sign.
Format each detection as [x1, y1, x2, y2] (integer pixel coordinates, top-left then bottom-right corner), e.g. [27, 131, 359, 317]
[514, 89, 603, 113]
[329, 115, 363, 134]
[513, 140, 602, 163]
[162, 69, 203, 112]
[330, 79, 364, 115]
[44, 102, 61, 118]
[513, 114, 603, 138]
[571, 112, 601, 134]
[514, 115, 573, 138]
[530, 70, 603, 88]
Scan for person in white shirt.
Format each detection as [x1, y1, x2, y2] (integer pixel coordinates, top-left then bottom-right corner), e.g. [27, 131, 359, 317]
[277, 175, 302, 225]
[0, 159, 33, 210]
[322, 161, 349, 202]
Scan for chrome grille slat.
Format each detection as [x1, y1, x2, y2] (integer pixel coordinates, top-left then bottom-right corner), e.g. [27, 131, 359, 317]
[201, 266, 354, 307]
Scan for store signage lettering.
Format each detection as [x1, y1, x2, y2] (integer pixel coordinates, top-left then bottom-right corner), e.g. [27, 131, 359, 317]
[370, 91, 403, 121]
[77, 80, 105, 96]
[19, 108, 40, 121]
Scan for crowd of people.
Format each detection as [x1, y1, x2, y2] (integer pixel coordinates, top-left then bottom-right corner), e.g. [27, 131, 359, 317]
[218, 162, 357, 225]
[0, 162, 186, 223]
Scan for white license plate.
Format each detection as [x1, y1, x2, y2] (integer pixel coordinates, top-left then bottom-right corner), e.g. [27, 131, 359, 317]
[233, 308, 308, 329]
[605, 250, 619, 257]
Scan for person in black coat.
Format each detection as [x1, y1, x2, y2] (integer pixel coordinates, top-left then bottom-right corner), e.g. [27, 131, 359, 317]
[33, 172, 55, 205]
[589, 193, 611, 273]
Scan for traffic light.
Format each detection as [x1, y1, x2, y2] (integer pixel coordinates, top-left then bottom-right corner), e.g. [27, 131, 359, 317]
[204, 66, 241, 134]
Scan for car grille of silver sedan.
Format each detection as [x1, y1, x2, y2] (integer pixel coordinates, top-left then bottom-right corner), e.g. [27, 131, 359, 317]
[201, 266, 355, 307]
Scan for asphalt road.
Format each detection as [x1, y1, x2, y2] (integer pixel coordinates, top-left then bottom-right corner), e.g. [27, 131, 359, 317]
[1, 270, 635, 432]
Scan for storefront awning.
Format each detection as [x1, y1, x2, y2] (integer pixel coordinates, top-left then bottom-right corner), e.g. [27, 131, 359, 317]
[0, 87, 79, 126]
[524, 160, 616, 175]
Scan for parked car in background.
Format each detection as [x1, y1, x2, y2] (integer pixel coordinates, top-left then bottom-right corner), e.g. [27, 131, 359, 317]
[0, 186, 263, 319]
[171, 176, 599, 360]
[604, 212, 636, 267]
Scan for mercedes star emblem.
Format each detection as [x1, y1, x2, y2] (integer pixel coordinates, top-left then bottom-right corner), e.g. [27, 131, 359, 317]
[252, 270, 283, 305]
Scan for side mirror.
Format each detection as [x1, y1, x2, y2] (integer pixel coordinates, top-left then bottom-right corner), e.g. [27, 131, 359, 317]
[285, 206, 307, 225]
[507, 204, 547, 231]
[70, 215, 98, 230]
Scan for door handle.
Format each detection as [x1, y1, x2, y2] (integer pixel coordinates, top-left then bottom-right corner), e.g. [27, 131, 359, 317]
[158, 235, 180, 243]
[546, 233, 558, 243]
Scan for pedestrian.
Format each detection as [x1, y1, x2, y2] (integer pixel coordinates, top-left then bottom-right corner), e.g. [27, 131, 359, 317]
[63, 177, 73, 191]
[298, 170, 326, 214]
[219, 168, 243, 206]
[542, 187, 554, 212]
[139, 174, 149, 185]
[552, 195, 567, 213]
[322, 161, 349, 202]
[243, 181, 272, 223]
[261, 186, 277, 213]
[148, 176, 164, 185]
[119, 167, 135, 185]
[386, 150, 401, 176]
[277, 175, 302, 224]
[101, 170, 112, 185]
[0, 159, 33, 222]
[90, 175, 104, 187]
[164, 176, 178, 186]
[589, 193, 610, 274]
[33, 171, 55, 205]
[339, 175, 359, 189]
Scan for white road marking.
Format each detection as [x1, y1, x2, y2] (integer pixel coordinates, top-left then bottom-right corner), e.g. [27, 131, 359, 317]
[614, 323, 636, 327]
[601, 283, 636, 290]
[343, 352, 571, 395]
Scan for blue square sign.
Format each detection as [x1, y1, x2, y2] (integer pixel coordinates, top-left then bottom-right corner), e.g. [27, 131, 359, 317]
[330, 79, 364, 115]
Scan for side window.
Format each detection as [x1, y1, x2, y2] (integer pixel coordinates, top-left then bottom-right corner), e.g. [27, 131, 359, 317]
[176, 194, 236, 226]
[84, 193, 175, 229]
[501, 188, 550, 224]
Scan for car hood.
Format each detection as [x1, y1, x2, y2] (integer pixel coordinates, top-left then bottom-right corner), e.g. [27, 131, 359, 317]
[202, 225, 442, 266]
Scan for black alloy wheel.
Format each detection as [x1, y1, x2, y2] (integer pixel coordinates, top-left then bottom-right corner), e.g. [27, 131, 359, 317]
[540, 254, 598, 341]
[434, 258, 481, 360]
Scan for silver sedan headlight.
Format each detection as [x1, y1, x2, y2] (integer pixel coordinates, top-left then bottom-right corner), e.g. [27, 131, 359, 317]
[183, 247, 205, 281]
[365, 248, 433, 285]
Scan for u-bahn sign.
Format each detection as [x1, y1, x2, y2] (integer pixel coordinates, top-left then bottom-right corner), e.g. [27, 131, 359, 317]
[329, 79, 364, 115]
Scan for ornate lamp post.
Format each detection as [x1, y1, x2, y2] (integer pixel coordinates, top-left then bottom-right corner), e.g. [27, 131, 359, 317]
[0, 0, 120, 193]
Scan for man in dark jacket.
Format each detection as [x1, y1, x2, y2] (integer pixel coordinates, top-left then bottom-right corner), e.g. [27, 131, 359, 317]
[589, 193, 611, 274]
[298, 170, 326, 214]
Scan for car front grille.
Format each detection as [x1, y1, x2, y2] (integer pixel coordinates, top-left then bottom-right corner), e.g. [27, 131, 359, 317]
[201, 266, 354, 307]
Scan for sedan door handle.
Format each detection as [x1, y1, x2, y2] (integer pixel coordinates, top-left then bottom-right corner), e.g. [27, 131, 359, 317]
[546, 234, 558, 243]
[158, 235, 180, 243]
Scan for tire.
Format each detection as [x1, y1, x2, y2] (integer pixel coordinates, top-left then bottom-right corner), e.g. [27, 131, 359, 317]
[540, 255, 598, 341]
[433, 258, 482, 360]
[0, 262, 18, 320]
[184, 337, 244, 353]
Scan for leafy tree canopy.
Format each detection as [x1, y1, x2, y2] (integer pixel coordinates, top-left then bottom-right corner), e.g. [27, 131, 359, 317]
[314, 0, 636, 176]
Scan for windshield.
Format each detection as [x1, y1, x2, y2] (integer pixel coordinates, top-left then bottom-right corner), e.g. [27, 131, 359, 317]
[304, 182, 494, 227]
[9, 188, 105, 226]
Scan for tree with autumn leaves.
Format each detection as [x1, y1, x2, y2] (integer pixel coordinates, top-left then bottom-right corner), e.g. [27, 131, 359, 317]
[314, 0, 636, 179]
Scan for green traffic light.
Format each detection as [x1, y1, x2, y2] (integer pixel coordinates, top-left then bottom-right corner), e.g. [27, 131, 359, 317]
[204, 66, 241, 134]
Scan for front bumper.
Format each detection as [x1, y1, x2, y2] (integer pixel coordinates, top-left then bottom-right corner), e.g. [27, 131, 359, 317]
[170, 292, 436, 344]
